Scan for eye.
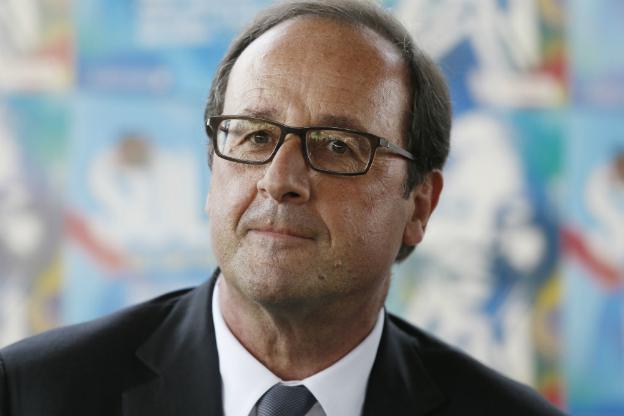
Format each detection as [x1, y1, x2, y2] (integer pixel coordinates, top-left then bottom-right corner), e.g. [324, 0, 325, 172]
[329, 139, 349, 154]
[248, 131, 272, 144]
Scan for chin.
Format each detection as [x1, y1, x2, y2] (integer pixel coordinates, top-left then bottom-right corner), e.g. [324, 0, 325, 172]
[228, 262, 337, 307]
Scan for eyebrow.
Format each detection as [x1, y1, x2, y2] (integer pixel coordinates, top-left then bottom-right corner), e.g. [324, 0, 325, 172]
[238, 108, 368, 132]
[239, 107, 279, 120]
[315, 114, 368, 132]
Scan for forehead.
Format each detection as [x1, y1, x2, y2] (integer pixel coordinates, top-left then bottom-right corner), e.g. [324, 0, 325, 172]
[223, 17, 409, 135]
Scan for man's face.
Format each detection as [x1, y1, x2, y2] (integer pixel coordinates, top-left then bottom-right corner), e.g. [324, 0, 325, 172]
[208, 17, 427, 309]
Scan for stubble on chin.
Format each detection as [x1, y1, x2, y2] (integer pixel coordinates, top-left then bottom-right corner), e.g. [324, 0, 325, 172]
[218, 240, 330, 309]
[214, 199, 331, 305]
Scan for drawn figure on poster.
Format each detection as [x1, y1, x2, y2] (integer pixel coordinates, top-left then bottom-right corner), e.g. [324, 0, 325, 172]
[83, 133, 209, 274]
[584, 151, 624, 279]
[0, 0, 70, 90]
[394, 0, 563, 107]
[392, 0, 560, 384]
[562, 149, 624, 402]
[0, 106, 60, 345]
[404, 112, 554, 383]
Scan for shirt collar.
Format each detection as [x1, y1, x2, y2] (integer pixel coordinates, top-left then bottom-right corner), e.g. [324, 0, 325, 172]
[213, 278, 385, 416]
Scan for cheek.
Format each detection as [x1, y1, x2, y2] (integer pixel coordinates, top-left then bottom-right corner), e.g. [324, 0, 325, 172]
[208, 160, 258, 228]
[319, 175, 407, 255]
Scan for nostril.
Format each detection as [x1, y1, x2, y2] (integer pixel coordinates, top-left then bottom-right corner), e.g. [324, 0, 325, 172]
[284, 191, 300, 199]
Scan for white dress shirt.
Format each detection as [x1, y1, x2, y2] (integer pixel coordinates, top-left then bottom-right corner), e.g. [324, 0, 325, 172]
[213, 278, 385, 416]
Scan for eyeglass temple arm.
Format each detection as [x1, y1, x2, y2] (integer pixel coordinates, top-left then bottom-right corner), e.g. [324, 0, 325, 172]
[379, 138, 416, 161]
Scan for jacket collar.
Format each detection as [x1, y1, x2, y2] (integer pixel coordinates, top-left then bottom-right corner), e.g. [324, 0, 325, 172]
[122, 269, 445, 416]
[362, 313, 446, 416]
[123, 269, 223, 416]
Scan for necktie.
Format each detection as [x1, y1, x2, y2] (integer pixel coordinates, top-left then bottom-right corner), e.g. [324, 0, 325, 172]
[256, 383, 317, 416]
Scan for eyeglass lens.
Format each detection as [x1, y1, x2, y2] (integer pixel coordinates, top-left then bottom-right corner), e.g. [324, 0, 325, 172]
[215, 118, 372, 174]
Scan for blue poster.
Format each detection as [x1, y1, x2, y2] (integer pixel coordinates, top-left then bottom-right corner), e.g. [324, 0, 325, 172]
[385, 0, 566, 404]
[563, 113, 624, 416]
[388, 109, 562, 396]
[65, 94, 213, 323]
[0, 96, 68, 345]
[76, 0, 273, 99]
[570, 0, 624, 106]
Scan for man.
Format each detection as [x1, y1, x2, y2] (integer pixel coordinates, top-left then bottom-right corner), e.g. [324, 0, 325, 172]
[0, 1, 565, 415]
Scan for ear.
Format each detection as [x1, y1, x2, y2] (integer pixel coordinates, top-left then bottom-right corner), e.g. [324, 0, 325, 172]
[402, 169, 443, 247]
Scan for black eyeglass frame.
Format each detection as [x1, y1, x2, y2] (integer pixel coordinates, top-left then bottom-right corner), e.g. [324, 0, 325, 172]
[205, 115, 416, 176]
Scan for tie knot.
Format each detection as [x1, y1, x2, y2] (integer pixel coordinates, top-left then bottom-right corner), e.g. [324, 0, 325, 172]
[256, 383, 317, 416]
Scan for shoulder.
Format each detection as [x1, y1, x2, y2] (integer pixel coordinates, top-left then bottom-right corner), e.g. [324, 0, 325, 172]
[385, 313, 566, 416]
[0, 287, 194, 412]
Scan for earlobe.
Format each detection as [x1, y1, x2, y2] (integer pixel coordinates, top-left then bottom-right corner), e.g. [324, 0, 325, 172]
[403, 219, 425, 247]
[402, 169, 443, 247]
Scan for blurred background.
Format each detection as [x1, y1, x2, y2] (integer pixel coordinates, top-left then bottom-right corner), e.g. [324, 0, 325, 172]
[0, 0, 622, 414]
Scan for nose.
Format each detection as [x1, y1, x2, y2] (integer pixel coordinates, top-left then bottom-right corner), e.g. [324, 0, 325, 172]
[257, 134, 311, 203]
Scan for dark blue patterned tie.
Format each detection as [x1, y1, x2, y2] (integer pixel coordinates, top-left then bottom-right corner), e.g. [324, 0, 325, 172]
[256, 384, 317, 416]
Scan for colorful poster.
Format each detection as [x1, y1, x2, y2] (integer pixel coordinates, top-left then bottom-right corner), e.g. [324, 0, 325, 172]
[563, 113, 624, 416]
[388, 110, 563, 393]
[384, 0, 567, 403]
[0, 0, 72, 91]
[65, 95, 214, 323]
[570, 0, 624, 106]
[392, 0, 567, 111]
[0, 95, 69, 346]
[75, 0, 273, 98]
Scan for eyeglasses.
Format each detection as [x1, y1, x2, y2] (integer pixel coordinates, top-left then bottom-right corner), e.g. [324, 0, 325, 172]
[205, 115, 415, 176]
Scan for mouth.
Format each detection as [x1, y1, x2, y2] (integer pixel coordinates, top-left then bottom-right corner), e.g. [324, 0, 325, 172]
[248, 227, 315, 241]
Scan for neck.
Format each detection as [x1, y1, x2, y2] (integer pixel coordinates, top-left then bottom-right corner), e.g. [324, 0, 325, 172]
[218, 276, 387, 380]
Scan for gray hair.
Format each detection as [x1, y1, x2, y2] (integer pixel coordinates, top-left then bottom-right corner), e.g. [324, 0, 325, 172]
[204, 0, 451, 262]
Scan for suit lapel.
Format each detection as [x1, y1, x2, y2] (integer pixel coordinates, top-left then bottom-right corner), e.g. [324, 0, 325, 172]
[362, 313, 446, 416]
[123, 270, 223, 416]
[121, 274, 445, 415]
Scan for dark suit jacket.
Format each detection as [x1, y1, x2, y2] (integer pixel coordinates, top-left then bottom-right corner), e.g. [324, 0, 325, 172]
[0, 270, 564, 415]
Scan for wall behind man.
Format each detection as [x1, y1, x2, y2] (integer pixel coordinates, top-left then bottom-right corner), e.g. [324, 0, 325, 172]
[0, 1, 622, 414]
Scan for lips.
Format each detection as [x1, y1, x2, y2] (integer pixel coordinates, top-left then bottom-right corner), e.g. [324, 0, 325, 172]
[249, 226, 314, 240]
